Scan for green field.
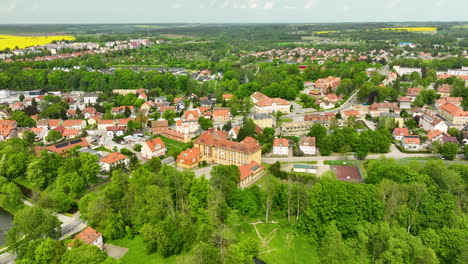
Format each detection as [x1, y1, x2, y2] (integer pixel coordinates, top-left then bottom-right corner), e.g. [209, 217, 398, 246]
[159, 136, 187, 150]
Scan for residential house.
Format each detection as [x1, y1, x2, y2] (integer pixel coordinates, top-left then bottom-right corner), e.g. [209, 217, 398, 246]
[402, 136, 423, 151]
[46, 138, 90, 155]
[228, 126, 241, 140]
[212, 108, 230, 123]
[176, 148, 201, 169]
[67, 227, 103, 250]
[398, 96, 412, 109]
[111, 106, 134, 116]
[87, 116, 101, 126]
[0, 110, 11, 120]
[0, 125, 17, 141]
[106, 126, 126, 139]
[437, 103, 468, 125]
[392, 127, 409, 141]
[406, 88, 421, 101]
[368, 103, 400, 118]
[238, 161, 265, 189]
[442, 135, 458, 144]
[99, 152, 130, 172]
[175, 100, 186, 111]
[253, 113, 275, 128]
[222, 94, 233, 101]
[175, 119, 200, 136]
[10, 102, 24, 111]
[30, 127, 48, 141]
[97, 120, 115, 130]
[83, 93, 99, 104]
[320, 101, 335, 110]
[299, 136, 316, 155]
[62, 119, 86, 130]
[193, 129, 262, 166]
[324, 93, 340, 103]
[151, 120, 169, 134]
[138, 92, 148, 101]
[254, 97, 291, 114]
[183, 110, 199, 121]
[419, 113, 448, 133]
[82, 107, 97, 119]
[141, 137, 167, 159]
[272, 138, 289, 156]
[62, 129, 80, 139]
[427, 130, 445, 143]
[342, 110, 361, 120]
[437, 84, 452, 97]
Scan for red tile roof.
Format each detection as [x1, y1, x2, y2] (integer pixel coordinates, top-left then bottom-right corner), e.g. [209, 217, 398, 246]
[404, 136, 421, 145]
[194, 129, 260, 154]
[239, 161, 264, 181]
[46, 138, 89, 155]
[176, 148, 201, 166]
[393, 128, 409, 137]
[273, 138, 289, 147]
[69, 227, 102, 246]
[145, 137, 166, 152]
[100, 152, 128, 164]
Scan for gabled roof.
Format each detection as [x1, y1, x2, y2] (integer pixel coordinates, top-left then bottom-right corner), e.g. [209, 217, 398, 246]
[239, 161, 264, 181]
[68, 227, 102, 247]
[100, 152, 128, 164]
[145, 137, 166, 152]
[393, 128, 409, 137]
[299, 136, 316, 147]
[46, 138, 89, 155]
[176, 148, 201, 165]
[273, 138, 289, 147]
[403, 135, 421, 145]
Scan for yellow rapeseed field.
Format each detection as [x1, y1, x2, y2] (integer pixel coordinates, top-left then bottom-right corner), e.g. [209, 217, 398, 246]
[0, 35, 76, 51]
[315, 31, 337, 34]
[374, 27, 437, 32]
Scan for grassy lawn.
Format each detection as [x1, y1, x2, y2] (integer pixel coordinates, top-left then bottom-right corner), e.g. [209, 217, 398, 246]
[107, 236, 189, 264]
[397, 157, 468, 166]
[159, 136, 187, 150]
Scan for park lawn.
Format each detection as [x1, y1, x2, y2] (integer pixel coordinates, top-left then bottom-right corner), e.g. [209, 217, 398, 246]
[107, 236, 189, 264]
[234, 220, 319, 264]
[160, 136, 187, 150]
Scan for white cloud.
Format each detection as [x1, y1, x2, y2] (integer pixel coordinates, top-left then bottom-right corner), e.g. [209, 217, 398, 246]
[304, 0, 320, 9]
[384, 0, 401, 9]
[264, 1, 274, 9]
[0, 0, 17, 13]
[172, 3, 182, 9]
[284, 5, 297, 10]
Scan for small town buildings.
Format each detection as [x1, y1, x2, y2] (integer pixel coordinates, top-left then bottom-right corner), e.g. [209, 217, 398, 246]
[82, 107, 97, 119]
[141, 137, 167, 159]
[438, 103, 468, 125]
[299, 136, 316, 155]
[292, 164, 317, 174]
[106, 126, 126, 139]
[83, 93, 99, 104]
[183, 110, 199, 121]
[238, 161, 265, 188]
[97, 120, 115, 130]
[272, 138, 289, 156]
[437, 84, 452, 97]
[62, 129, 80, 139]
[62, 119, 86, 130]
[176, 148, 201, 169]
[193, 129, 262, 166]
[250, 92, 269, 104]
[435, 97, 462, 109]
[442, 135, 458, 144]
[398, 96, 412, 109]
[222, 94, 233, 101]
[393, 128, 410, 141]
[342, 110, 361, 120]
[99, 152, 130, 172]
[281, 121, 314, 132]
[68, 227, 103, 250]
[111, 106, 134, 116]
[427, 130, 445, 143]
[0, 125, 17, 141]
[253, 113, 275, 128]
[212, 108, 230, 123]
[320, 101, 335, 110]
[402, 136, 423, 151]
[369, 103, 400, 118]
[162, 129, 191, 143]
[406, 88, 421, 101]
[315, 76, 341, 92]
[254, 95, 291, 114]
[151, 120, 169, 134]
[419, 113, 448, 133]
[46, 138, 89, 155]
[393, 65, 422, 76]
[175, 119, 200, 136]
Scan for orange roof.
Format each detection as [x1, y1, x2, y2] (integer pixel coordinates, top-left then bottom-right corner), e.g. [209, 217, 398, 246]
[427, 130, 444, 140]
[439, 103, 468, 117]
[46, 138, 89, 155]
[62, 120, 84, 127]
[197, 107, 211, 113]
[273, 138, 289, 147]
[176, 148, 201, 165]
[343, 110, 360, 116]
[251, 92, 269, 101]
[213, 109, 230, 117]
[239, 161, 264, 181]
[404, 136, 421, 145]
[100, 152, 128, 164]
[49, 119, 62, 127]
[398, 96, 412, 102]
[98, 119, 115, 125]
[184, 110, 199, 120]
[69, 227, 102, 247]
[145, 137, 166, 152]
[163, 129, 186, 139]
[151, 120, 168, 128]
[62, 129, 80, 137]
[0, 125, 14, 137]
[393, 128, 409, 137]
[118, 118, 134, 126]
[194, 129, 260, 154]
[256, 98, 290, 107]
[223, 94, 233, 99]
[0, 120, 16, 127]
[437, 84, 452, 93]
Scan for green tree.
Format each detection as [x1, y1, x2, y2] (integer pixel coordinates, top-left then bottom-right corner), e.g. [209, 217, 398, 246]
[22, 131, 36, 144]
[318, 135, 333, 156]
[198, 116, 213, 130]
[7, 206, 61, 257]
[11, 111, 36, 127]
[237, 118, 255, 141]
[46, 130, 62, 143]
[307, 124, 327, 144]
[319, 222, 350, 264]
[62, 244, 116, 264]
[79, 152, 100, 185]
[440, 142, 458, 160]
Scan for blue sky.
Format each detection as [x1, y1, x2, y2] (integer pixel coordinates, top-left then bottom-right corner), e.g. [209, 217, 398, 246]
[0, 0, 466, 24]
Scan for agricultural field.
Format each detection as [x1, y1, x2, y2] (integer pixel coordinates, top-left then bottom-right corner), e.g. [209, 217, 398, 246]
[0, 35, 76, 50]
[372, 27, 437, 32]
[314, 31, 337, 34]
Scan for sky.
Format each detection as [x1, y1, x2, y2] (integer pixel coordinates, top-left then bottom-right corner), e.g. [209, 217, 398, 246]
[0, 0, 466, 24]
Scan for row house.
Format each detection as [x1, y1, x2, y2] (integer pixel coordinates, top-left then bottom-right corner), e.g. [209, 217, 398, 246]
[45, 138, 89, 156]
[141, 137, 167, 159]
[342, 110, 361, 120]
[37, 119, 62, 129]
[193, 129, 262, 166]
